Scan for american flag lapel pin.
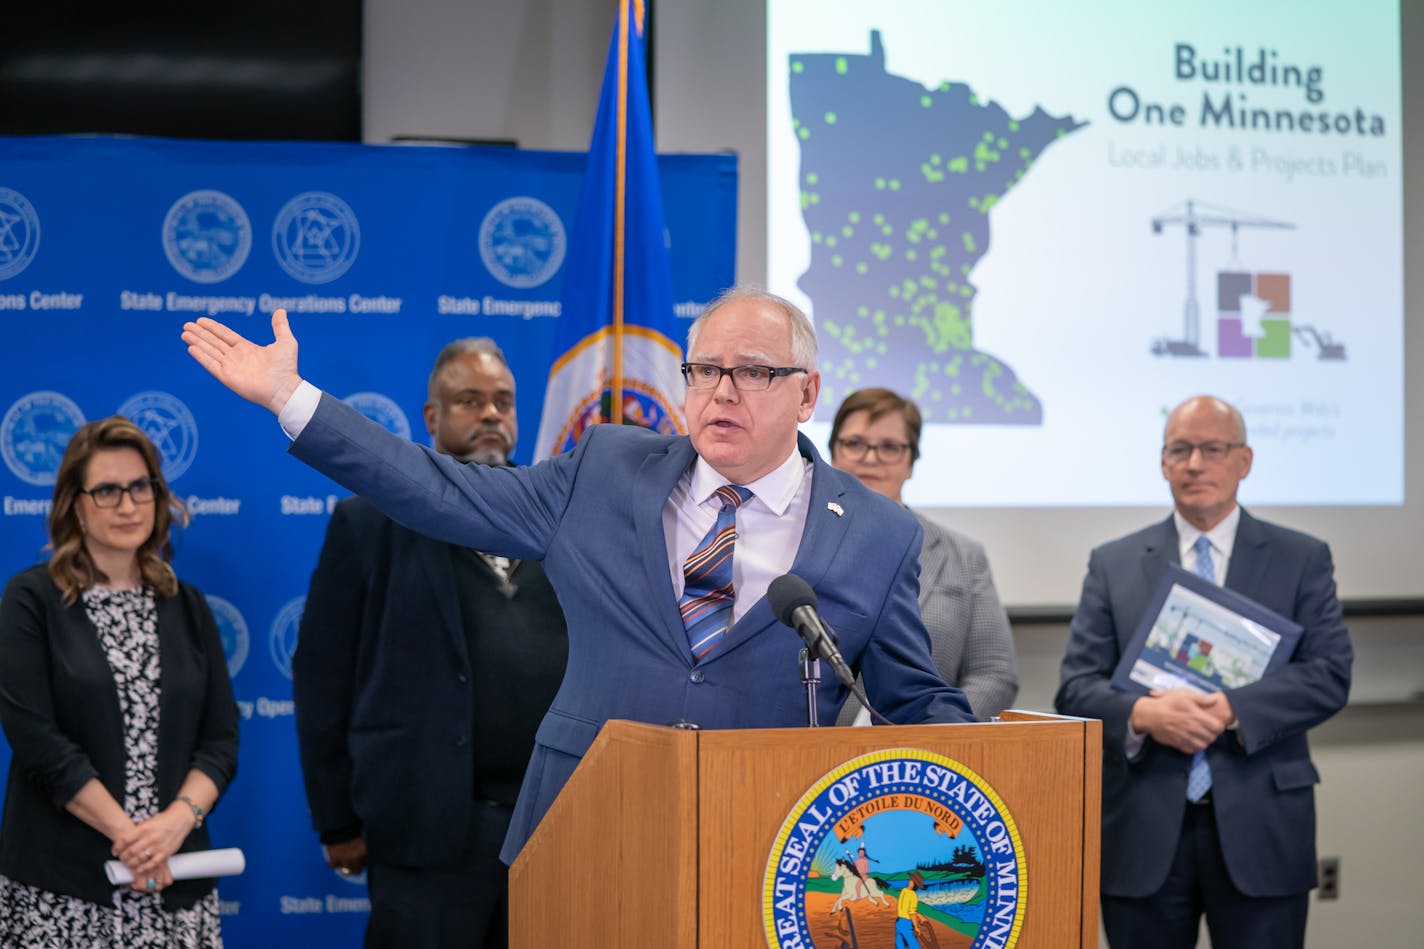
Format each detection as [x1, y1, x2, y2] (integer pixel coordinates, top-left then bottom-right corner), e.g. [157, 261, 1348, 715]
[827, 501, 844, 517]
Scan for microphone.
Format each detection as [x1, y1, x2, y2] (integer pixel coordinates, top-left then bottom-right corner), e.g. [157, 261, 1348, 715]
[768, 574, 857, 690]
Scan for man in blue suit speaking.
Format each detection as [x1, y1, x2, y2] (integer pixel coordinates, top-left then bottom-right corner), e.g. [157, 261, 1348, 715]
[1056, 395, 1352, 949]
[182, 287, 977, 865]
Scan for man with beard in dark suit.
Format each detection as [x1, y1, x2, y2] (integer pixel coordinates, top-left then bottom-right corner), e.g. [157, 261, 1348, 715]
[293, 338, 568, 949]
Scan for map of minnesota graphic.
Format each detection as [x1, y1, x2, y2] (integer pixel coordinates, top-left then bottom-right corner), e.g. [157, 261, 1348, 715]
[791, 31, 1084, 424]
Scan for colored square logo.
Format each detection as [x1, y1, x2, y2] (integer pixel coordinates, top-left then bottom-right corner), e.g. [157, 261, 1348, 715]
[1256, 273, 1291, 312]
[1256, 318, 1292, 358]
[1218, 318, 1254, 358]
[1216, 272, 1252, 312]
[1215, 271, 1291, 359]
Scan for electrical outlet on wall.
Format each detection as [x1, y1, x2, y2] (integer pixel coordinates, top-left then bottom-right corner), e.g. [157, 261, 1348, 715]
[1318, 856, 1341, 900]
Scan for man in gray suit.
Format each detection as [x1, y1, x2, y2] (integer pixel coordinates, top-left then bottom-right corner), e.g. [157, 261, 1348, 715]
[828, 388, 1018, 722]
[1056, 395, 1352, 949]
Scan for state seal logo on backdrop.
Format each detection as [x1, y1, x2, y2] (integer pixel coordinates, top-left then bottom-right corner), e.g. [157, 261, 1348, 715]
[269, 595, 306, 680]
[118, 390, 199, 482]
[341, 392, 412, 441]
[478, 196, 567, 289]
[1, 391, 86, 486]
[162, 189, 252, 284]
[0, 187, 41, 281]
[205, 594, 251, 679]
[763, 749, 1026, 949]
[272, 191, 361, 284]
[549, 379, 682, 456]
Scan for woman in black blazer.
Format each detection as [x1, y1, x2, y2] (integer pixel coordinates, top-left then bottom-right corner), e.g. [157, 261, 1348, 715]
[0, 416, 239, 946]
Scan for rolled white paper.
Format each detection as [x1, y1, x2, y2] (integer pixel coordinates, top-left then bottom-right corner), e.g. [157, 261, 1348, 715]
[104, 847, 246, 885]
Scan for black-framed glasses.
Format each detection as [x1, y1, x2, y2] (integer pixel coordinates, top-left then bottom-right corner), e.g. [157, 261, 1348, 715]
[833, 437, 912, 463]
[1162, 441, 1244, 464]
[80, 477, 158, 508]
[681, 363, 808, 391]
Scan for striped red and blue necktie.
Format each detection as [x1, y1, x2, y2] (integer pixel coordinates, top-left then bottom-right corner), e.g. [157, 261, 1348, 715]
[680, 484, 752, 660]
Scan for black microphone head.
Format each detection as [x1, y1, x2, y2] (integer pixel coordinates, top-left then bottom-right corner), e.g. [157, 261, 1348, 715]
[768, 573, 817, 627]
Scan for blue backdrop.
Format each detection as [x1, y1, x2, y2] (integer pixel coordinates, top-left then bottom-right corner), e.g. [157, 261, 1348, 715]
[0, 135, 736, 945]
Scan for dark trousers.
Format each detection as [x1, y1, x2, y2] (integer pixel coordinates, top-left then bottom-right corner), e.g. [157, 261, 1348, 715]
[1101, 799, 1309, 949]
[364, 801, 514, 949]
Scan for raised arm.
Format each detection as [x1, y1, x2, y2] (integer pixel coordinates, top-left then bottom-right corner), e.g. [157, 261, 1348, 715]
[181, 308, 303, 413]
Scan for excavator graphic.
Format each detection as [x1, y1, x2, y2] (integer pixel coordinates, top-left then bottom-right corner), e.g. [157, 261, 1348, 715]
[1292, 324, 1347, 361]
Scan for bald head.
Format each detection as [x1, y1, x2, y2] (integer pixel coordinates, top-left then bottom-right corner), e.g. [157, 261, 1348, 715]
[1161, 395, 1253, 531]
[1165, 395, 1246, 443]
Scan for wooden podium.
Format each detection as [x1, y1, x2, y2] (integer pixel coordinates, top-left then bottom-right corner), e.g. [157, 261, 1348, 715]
[510, 711, 1100, 948]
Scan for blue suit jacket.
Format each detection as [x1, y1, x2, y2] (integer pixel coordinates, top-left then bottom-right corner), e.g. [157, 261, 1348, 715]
[1055, 510, 1352, 898]
[291, 395, 976, 864]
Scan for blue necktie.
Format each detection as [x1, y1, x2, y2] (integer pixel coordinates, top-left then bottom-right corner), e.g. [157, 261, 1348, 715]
[680, 485, 752, 661]
[1186, 534, 1215, 801]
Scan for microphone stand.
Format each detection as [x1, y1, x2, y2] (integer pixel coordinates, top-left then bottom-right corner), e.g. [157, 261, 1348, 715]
[798, 647, 822, 727]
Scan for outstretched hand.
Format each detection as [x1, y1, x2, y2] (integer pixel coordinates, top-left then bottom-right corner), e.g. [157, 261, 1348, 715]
[181, 308, 303, 414]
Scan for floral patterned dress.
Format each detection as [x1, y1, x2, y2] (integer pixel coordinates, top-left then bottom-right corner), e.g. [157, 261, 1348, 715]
[0, 585, 222, 947]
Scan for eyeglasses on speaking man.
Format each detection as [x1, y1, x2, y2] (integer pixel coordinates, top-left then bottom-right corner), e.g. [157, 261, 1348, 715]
[680, 363, 808, 391]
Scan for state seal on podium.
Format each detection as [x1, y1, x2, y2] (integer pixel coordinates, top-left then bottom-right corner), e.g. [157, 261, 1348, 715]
[763, 749, 1026, 949]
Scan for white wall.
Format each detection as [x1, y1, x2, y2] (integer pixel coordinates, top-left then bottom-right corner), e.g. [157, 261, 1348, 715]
[363, 0, 613, 150]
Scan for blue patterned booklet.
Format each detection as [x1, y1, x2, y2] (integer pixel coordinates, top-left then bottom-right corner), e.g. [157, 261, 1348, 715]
[1111, 565, 1303, 695]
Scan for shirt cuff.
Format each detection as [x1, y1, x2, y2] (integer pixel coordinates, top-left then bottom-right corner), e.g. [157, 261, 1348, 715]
[1124, 722, 1146, 758]
[278, 380, 322, 441]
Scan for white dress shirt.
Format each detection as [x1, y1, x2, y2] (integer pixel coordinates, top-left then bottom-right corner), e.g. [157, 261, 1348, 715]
[663, 449, 814, 623]
[1173, 505, 1241, 584]
[277, 379, 323, 437]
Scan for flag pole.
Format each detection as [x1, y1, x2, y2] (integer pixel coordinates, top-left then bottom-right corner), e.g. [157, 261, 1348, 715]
[610, 0, 633, 424]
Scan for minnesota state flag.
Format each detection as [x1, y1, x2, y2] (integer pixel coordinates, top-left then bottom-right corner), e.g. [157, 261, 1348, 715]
[534, 0, 686, 459]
